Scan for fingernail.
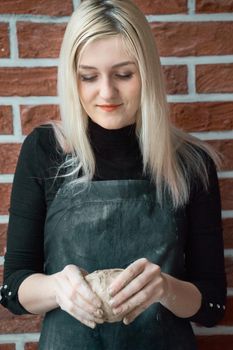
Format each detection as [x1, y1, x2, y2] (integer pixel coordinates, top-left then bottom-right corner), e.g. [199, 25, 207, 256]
[96, 318, 104, 324]
[109, 298, 115, 306]
[113, 308, 120, 315]
[95, 300, 102, 308]
[95, 309, 103, 317]
[108, 287, 113, 296]
[90, 321, 96, 329]
[123, 318, 129, 325]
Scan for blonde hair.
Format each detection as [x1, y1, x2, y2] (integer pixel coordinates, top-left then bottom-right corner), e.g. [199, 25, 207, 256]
[52, 0, 220, 207]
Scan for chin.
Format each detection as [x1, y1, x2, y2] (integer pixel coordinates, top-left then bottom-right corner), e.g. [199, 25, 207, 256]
[95, 117, 127, 130]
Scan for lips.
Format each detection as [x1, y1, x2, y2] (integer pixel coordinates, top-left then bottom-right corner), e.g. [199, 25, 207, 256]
[97, 104, 122, 112]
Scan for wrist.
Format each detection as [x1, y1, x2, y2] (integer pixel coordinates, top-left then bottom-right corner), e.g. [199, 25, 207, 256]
[49, 272, 60, 307]
[158, 273, 202, 318]
[159, 273, 176, 307]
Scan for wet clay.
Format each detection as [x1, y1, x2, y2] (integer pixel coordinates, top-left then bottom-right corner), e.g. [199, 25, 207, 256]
[85, 268, 127, 322]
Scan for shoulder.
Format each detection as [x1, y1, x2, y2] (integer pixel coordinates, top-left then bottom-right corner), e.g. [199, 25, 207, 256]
[19, 124, 66, 179]
[27, 123, 58, 150]
[22, 123, 53, 146]
[23, 123, 64, 160]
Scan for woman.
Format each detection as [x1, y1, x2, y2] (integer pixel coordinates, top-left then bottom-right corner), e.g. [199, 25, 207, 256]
[1, 0, 226, 349]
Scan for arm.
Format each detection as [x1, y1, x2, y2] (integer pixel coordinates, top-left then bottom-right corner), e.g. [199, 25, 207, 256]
[106, 154, 226, 326]
[105, 258, 202, 325]
[160, 272, 202, 318]
[1, 126, 64, 314]
[1, 129, 46, 314]
[184, 154, 227, 326]
[0, 127, 104, 328]
[17, 273, 58, 314]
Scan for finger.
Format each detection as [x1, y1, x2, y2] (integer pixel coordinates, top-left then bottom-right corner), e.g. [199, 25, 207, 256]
[56, 291, 104, 324]
[64, 265, 102, 307]
[55, 271, 102, 316]
[55, 275, 104, 321]
[109, 258, 147, 297]
[110, 266, 155, 308]
[112, 277, 161, 316]
[69, 311, 97, 329]
[76, 291, 104, 318]
[72, 314, 97, 329]
[123, 298, 152, 325]
[81, 319, 96, 329]
[69, 302, 104, 324]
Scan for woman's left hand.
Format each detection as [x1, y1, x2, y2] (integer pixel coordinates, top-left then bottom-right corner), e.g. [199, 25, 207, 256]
[108, 258, 167, 325]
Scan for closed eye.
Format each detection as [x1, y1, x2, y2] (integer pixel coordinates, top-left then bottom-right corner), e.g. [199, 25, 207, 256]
[116, 73, 133, 79]
[79, 75, 97, 82]
[79, 73, 133, 82]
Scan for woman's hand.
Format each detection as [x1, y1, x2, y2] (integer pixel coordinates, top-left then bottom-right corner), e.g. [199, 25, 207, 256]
[107, 258, 167, 325]
[52, 264, 104, 329]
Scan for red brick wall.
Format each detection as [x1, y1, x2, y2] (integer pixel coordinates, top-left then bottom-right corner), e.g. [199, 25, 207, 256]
[0, 0, 233, 349]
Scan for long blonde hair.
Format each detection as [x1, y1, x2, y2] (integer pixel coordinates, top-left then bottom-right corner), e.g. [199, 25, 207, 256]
[52, 0, 220, 208]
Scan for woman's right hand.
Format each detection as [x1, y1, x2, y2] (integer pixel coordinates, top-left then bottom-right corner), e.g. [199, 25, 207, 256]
[52, 264, 104, 329]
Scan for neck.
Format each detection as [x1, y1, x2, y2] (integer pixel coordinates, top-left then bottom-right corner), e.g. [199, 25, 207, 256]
[87, 117, 139, 157]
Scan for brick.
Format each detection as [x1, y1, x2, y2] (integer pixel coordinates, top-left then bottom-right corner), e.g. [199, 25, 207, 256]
[207, 140, 233, 171]
[0, 0, 73, 16]
[0, 223, 7, 256]
[24, 343, 38, 350]
[0, 345, 15, 350]
[0, 106, 13, 134]
[163, 65, 188, 94]
[18, 23, 66, 58]
[0, 67, 57, 97]
[0, 23, 10, 58]
[0, 144, 21, 174]
[21, 105, 59, 135]
[225, 257, 233, 288]
[0, 184, 11, 215]
[133, 0, 187, 14]
[219, 297, 233, 326]
[152, 22, 233, 57]
[170, 102, 233, 132]
[220, 179, 233, 210]
[196, 64, 233, 93]
[223, 218, 233, 249]
[196, 0, 233, 13]
[0, 308, 42, 333]
[197, 335, 233, 350]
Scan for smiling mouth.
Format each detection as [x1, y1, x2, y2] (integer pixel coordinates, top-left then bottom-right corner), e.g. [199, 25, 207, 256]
[97, 104, 122, 111]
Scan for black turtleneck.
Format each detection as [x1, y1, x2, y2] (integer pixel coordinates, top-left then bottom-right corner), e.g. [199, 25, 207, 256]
[88, 117, 145, 180]
[1, 120, 226, 327]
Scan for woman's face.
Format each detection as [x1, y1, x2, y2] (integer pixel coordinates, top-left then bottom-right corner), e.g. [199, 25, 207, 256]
[77, 36, 141, 129]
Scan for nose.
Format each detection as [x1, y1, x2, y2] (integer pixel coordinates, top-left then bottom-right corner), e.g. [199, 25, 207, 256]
[99, 76, 117, 100]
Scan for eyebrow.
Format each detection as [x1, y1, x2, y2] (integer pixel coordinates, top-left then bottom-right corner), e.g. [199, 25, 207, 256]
[78, 61, 136, 70]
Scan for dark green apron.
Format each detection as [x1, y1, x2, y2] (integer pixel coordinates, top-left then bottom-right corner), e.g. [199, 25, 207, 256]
[39, 179, 197, 350]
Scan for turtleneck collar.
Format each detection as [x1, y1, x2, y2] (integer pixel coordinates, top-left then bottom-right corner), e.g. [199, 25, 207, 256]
[87, 117, 139, 157]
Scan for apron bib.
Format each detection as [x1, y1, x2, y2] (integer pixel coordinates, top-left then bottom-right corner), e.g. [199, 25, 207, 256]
[39, 179, 197, 350]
